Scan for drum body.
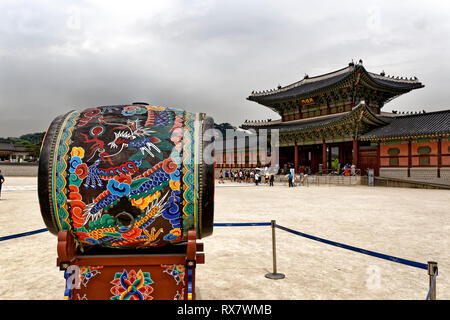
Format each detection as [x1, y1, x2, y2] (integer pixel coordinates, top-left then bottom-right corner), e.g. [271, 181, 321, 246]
[38, 104, 214, 249]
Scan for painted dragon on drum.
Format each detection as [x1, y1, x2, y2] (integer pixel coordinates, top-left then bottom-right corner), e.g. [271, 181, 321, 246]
[38, 103, 214, 250]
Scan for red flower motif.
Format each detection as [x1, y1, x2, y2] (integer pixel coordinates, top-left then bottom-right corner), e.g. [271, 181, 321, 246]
[75, 163, 89, 180]
[114, 173, 132, 185]
[110, 284, 126, 296]
[122, 227, 142, 239]
[76, 232, 89, 242]
[138, 285, 154, 297]
[127, 270, 138, 282]
[71, 206, 85, 228]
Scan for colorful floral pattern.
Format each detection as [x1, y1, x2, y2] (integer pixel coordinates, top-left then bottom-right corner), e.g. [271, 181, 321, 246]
[110, 269, 154, 300]
[162, 264, 185, 286]
[79, 266, 103, 287]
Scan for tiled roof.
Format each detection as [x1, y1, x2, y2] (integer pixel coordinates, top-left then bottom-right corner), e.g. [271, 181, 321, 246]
[0, 143, 28, 152]
[14, 146, 27, 152]
[247, 63, 423, 104]
[0, 143, 16, 151]
[360, 109, 450, 140]
[242, 113, 346, 132]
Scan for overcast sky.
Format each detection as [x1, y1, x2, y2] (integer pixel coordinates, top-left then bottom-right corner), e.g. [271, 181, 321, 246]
[1, 0, 450, 137]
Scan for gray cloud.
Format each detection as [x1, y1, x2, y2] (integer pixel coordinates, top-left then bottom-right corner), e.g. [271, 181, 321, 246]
[1, 0, 450, 136]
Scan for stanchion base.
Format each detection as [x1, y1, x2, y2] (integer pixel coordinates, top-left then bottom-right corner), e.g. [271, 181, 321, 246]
[265, 273, 285, 280]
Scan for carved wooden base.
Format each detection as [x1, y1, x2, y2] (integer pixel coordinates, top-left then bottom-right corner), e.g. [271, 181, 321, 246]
[57, 230, 204, 300]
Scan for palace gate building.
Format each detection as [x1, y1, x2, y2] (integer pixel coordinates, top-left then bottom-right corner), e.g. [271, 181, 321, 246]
[235, 60, 450, 184]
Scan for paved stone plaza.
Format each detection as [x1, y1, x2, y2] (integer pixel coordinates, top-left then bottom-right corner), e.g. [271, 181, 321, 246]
[0, 177, 448, 299]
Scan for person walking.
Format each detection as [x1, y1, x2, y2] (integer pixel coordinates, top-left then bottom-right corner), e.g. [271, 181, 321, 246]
[255, 171, 260, 186]
[219, 170, 224, 184]
[288, 171, 293, 187]
[344, 164, 350, 176]
[269, 174, 274, 186]
[0, 170, 5, 199]
[299, 166, 304, 185]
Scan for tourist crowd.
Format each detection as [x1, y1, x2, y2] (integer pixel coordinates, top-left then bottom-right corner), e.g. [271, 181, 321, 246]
[217, 169, 276, 186]
[217, 163, 357, 187]
[217, 167, 309, 187]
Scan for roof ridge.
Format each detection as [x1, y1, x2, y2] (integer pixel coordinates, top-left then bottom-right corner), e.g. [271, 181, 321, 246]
[394, 108, 450, 118]
[248, 64, 424, 102]
[249, 64, 354, 97]
[367, 71, 420, 84]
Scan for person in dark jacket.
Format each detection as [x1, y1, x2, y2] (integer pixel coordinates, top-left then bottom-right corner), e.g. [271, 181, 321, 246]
[0, 170, 5, 199]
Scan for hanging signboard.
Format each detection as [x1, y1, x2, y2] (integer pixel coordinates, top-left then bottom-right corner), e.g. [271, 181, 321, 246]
[300, 97, 314, 106]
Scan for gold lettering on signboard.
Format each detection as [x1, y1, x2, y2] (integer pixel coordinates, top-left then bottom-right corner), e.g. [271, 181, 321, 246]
[300, 97, 314, 106]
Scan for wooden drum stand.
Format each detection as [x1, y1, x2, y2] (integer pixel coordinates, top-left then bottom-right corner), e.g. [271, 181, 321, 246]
[57, 230, 204, 300]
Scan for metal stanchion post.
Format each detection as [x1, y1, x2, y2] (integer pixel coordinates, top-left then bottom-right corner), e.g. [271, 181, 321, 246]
[265, 220, 285, 280]
[427, 261, 438, 300]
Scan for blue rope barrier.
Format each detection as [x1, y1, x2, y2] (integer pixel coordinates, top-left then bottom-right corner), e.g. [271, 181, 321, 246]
[214, 222, 271, 227]
[0, 222, 430, 273]
[275, 224, 428, 270]
[0, 228, 49, 242]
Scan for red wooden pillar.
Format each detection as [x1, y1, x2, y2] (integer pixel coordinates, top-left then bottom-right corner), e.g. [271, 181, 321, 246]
[407, 140, 412, 177]
[294, 141, 299, 173]
[438, 138, 442, 178]
[322, 141, 327, 170]
[376, 141, 381, 176]
[352, 138, 359, 168]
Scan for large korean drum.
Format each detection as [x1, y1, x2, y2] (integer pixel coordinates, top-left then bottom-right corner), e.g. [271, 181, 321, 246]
[38, 103, 214, 249]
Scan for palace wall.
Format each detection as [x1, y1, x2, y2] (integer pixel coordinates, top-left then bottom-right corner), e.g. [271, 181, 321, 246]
[378, 138, 450, 185]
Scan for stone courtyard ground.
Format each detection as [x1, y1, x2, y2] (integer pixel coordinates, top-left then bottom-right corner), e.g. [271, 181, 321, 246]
[0, 177, 448, 300]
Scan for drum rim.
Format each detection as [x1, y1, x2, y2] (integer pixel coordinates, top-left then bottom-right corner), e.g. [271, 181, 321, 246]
[38, 111, 75, 235]
[197, 114, 215, 239]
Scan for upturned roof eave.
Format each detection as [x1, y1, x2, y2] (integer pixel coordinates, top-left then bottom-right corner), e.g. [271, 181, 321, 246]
[242, 101, 388, 134]
[247, 64, 424, 105]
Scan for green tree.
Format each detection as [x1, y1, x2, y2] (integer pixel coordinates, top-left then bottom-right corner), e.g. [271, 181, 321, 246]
[14, 140, 41, 161]
[19, 132, 45, 145]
